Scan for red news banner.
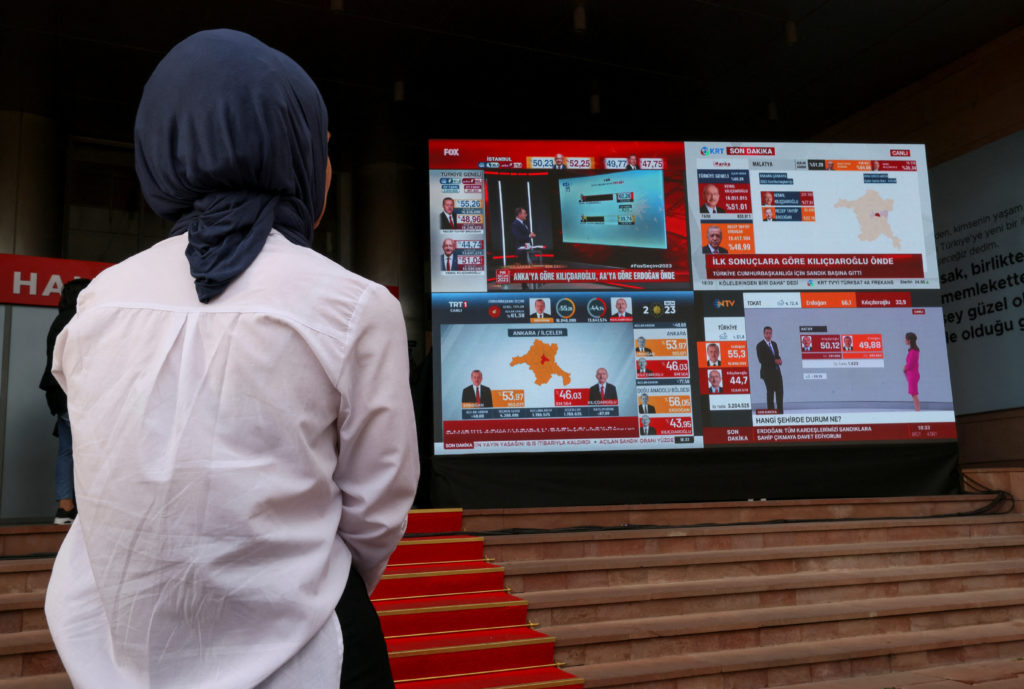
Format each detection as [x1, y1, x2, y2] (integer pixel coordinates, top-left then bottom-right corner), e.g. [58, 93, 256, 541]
[705, 254, 923, 279]
[428, 139, 685, 174]
[495, 267, 685, 284]
[443, 417, 638, 449]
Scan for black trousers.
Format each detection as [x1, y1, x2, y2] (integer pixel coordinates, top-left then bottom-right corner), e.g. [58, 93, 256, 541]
[764, 373, 784, 414]
[336, 568, 395, 688]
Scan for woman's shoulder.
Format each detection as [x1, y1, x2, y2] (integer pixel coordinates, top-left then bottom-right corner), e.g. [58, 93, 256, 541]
[244, 232, 398, 335]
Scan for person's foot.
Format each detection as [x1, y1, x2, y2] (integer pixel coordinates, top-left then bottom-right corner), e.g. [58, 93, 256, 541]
[54, 506, 77, 525]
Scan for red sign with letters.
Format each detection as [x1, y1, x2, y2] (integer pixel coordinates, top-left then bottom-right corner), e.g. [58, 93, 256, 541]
[0, 254, 112, 307]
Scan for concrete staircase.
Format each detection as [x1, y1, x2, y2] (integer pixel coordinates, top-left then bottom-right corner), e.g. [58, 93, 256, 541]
[466, 495, 1024, 689]
[0, 526, 69, 689]
[4, 495, 1023, 688]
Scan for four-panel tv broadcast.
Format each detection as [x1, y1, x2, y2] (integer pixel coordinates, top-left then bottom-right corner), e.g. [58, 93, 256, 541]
[429, 140, 955, 455]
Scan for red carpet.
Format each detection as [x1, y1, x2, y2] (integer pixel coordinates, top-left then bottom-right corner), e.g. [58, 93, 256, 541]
[372, 509, 583, 689]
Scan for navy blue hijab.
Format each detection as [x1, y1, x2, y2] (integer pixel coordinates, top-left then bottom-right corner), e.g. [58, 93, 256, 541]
[135, 30, 328, 303]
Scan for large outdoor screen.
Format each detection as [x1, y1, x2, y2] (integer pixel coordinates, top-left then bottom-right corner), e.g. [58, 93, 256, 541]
[429, 140, 956, 456]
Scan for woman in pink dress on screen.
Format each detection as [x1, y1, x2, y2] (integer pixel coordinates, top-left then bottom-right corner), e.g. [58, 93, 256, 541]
[904, 332, 921, 411]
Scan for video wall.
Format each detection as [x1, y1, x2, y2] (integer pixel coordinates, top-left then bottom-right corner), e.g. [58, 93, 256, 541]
[429, 140, 955, 455]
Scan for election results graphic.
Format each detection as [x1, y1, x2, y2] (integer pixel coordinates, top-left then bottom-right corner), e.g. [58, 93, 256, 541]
[429, 140, 691, 294]
[433, 291, 700, 455]
[685, 143, 940, 290]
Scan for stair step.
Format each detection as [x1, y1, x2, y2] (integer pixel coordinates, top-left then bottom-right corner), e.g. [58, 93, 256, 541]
[378, 592, 528, 637]
[389, 627, 551, 655]
[388, 628, 555, 681]
[390, 536, 485, 565]
[396, 665, 583, 689]
[0, 593, 45, 613]
[0, 673, 72, 689]
[0, 560, 55, 596]
[501, 535, 1024, 591]
[481, 514, 1024, 562]
[0, 629, 63, 678]
[0, 630, 53, 656]
[0, 526, 67, 559]
[547, 587, 1024, 660]
[767, 657, 1024, 689]
[407, 509, 463, 535]
[522, 559, 1024, 625]
[377, 591, 526, 614]
[572, 619, 1024, 688]
[462, 494, 1003, 532]
[373, 563, 506, 599]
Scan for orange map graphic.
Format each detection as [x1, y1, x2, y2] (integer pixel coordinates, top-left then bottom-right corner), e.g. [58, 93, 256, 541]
[509, 339, 572, 386]
[834, 189, 901, 249]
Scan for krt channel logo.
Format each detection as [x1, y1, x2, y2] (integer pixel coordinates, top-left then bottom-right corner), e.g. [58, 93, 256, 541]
[700, 146, 726, 156]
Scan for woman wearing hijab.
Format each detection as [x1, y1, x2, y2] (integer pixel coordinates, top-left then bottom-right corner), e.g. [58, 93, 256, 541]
[904, 331, 921, 411]
[44, 30, 418, 689]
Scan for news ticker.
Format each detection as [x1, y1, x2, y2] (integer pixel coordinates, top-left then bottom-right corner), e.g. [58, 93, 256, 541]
[439, 418, 956, 452]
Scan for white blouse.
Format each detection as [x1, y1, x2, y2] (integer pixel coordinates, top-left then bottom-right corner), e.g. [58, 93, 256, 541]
[45, 232, 419, 689]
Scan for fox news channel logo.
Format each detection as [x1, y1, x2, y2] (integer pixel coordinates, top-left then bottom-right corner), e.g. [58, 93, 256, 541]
[700, 146, 726, 156]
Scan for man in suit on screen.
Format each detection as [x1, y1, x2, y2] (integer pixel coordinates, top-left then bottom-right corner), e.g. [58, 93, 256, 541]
[461, 369, 492, 407]
[588, 368, 617, 403]
[700, 184, 723, 214]
[638, 393, 656, 414]
[531, 299, 551, 320]
[706, 342, 722, 366]
[639, 415, 657, 435]
[440, 197, 456, 229]
[510, 207, 537, 266]
[635, 336, 653, 355]
[708, 369, 723, 394]
[613, 298, 632, 319]
[440, 238, 457, 272]
[511, 208, 534, 247]
[702, 225, 729, 254]
[756, 326, 783, 414]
